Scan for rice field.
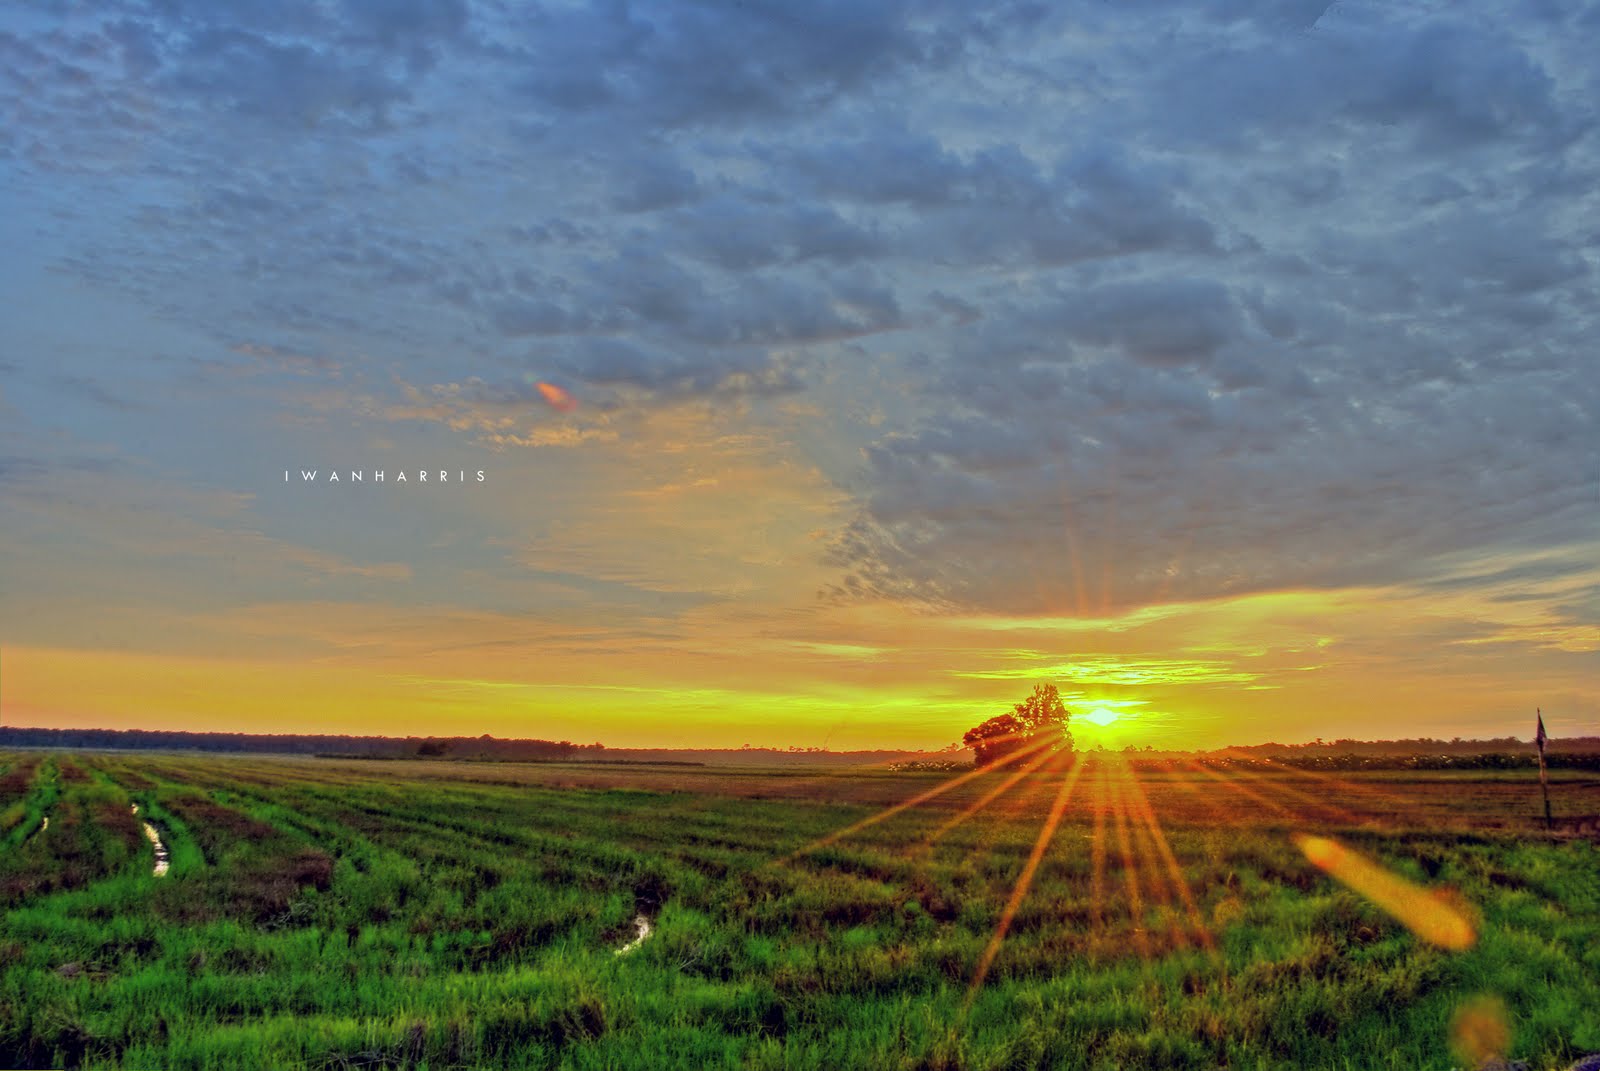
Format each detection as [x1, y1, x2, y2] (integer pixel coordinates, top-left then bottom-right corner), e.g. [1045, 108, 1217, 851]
[1, 750, 1596, 1069]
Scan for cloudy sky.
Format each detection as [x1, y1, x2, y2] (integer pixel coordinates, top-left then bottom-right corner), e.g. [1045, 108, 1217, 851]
[3, 0, 1596, 750]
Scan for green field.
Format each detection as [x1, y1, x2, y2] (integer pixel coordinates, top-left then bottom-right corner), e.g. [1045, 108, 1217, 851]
[1, 750, 1596, 1070]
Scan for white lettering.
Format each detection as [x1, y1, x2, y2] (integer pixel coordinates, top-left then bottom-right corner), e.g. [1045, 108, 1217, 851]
[284, 467, 486, 484]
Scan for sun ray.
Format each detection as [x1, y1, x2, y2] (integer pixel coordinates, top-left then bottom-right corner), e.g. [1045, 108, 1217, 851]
[1096, 487, 1120, 618]
[1185, 761, 1310, 824]
[1214, 765, 1369, 826]
[966, 756, 1088, 1000]
[927, 744, 1059, 843]
[1108, 772, 1150, 958]
[1256, 759, 1433, 830]
[782, 735, 1058, 863]
[1122, 769, 1186, 951]
[1120, 761, 1217, 956]
[774, 740, 992, 802]
[1146, 528, 1194, 608]
[1089, 761, 1109, 932]
[1052, 485, 1091, 618]
[1161, 765, 1239, 825]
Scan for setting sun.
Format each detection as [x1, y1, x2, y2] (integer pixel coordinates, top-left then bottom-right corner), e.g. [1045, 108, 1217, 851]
[1083, 707, 1121, 727]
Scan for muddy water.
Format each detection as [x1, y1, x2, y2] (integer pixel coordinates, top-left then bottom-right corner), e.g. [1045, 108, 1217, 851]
[131, 806, 170, 877]
[614, 914, 652, 955]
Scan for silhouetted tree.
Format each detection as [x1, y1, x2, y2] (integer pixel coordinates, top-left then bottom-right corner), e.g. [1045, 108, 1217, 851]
[1012, 683, 1073, 748]
[964, 683, 1074, 767]
[964, 713, 1025, 768]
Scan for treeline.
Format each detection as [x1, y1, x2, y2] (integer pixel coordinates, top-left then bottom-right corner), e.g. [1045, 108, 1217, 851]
[1205, 736, 1600, 772]
[1206, 752, 1600, 772]
[0, 726, 924, 767]
[0, 726, 604, 761]
[1214, 736, 1600, 757]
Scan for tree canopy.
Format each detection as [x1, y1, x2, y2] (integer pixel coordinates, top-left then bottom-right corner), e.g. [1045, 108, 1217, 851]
[963, 683, 1075, 768]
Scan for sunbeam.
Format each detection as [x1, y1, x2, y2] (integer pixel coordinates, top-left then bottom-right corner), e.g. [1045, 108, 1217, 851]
[1186, 761, 1309, 824]
[966, 756, 1088, 1001]
[783, 735, 1059, 863]
[1115, 768, 1176, 943]
[1161, 764, 1239, 825]
[1257, 759, 1433, 830]
[1108, 772, 1151, 959]
[1215, 765, 1368, 826]
[1089, 763, 1109, 931]
[1120, 761, 1217, 956]
[927, 744, 1059, 843]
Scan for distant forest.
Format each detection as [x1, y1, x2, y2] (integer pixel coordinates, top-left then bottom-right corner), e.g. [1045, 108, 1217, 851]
[0, 726, 926, 767]
[1213, 736, 1600, 756]
[1201, 735, 1600, 771]
[0, 726, 604, 762]
[3, 726, 1596, 770]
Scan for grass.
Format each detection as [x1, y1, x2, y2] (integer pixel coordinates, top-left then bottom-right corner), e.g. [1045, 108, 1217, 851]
[0, 750, 1595, 1069]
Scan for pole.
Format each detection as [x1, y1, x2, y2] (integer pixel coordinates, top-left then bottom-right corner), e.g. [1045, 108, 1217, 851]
[1536, 708, 1551, 832]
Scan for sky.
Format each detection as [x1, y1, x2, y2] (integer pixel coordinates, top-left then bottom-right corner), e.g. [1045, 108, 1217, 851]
[1, 0, 1596, 751]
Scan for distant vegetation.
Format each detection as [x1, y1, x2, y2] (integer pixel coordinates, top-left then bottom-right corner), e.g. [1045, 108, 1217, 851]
[0, 727, 605, 761]
[0, 728, 923, 768]
[4, 725, 1597, 772]
[1205, 736, 1600, 772]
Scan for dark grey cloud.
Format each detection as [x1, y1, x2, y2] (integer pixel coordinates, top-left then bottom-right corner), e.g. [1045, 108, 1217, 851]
[169, 27, 411, 131]
[511, 0, 970, 129]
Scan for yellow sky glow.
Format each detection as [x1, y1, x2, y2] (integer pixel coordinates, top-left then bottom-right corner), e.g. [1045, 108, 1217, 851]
[4, 399, 1595, 750]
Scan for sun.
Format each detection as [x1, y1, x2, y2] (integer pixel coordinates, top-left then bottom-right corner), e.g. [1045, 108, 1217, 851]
[1083, 706, 1121, 727]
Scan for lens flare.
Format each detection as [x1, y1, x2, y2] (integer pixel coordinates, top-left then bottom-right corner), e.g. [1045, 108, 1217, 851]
[1084, 707, 1120, 727]
[1449, 995, 1511, 1068]
[1295, 834, 1475, 950]
[536, 382, 578, 412]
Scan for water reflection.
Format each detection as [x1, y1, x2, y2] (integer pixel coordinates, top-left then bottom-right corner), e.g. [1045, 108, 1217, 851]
[614, 915, 651, 955]
[132, 805, 170, 877]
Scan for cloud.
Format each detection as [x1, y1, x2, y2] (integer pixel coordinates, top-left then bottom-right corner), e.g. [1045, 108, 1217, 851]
[5, 0, 1598, 642]
[510, 0, 957, 129]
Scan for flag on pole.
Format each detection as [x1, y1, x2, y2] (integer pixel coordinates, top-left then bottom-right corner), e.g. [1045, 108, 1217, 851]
[1536, 708, 1551, 831]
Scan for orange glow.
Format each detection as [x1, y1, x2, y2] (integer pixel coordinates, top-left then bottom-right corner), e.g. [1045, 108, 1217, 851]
[6, 539, 1595, 750]
[1295, 834, 1476, 950]
[536, 381, 578, 412]
[3, 364, 1594, 752]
